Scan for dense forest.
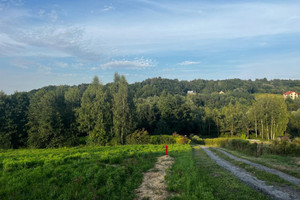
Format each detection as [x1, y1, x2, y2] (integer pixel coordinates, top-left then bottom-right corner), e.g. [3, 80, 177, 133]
[1, 74, 300, 149]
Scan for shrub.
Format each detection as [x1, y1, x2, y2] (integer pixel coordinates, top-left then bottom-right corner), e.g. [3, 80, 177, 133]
[126, 129, 150, 145]
[191, 135, 205, 145]
[270, 137, 300, 156]
[192, 136, 230, 146]
[204, 138, 229, 147]
[172, 132, 191, 144]
[150, 135, 176, 144]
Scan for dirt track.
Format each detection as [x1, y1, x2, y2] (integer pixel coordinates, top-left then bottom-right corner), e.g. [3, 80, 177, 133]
[213, 148, 300, 187]
[135, 155, 175, 200]
[201, 147, 300, 200]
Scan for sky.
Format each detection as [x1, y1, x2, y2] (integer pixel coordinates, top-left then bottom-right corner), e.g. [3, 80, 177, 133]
[1, 0, 300, 94]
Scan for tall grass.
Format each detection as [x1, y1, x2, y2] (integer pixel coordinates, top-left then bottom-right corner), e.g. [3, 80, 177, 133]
[0, 144, 189, 200]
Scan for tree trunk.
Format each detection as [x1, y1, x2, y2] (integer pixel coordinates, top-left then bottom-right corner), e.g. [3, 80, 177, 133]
[267, 123, 269, 141]
[270, 119, 273, 140]
[231, 122, 234, 137]
[255, 116, 258, 138]
[261, 120, 264, 139]
[247, 127, 250, 139]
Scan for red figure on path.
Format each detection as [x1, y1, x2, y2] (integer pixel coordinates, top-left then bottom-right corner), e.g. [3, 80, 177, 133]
[165, 145, 168, 155]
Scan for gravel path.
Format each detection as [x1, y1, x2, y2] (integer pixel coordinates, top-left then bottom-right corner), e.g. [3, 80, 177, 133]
[201, 147, 300, 200]
[213, 148, 300, 187]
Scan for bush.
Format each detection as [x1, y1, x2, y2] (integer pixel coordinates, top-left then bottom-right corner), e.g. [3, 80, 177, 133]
[126, 129, 150, 145]
[150, 135, 176, 144]
[191, 135, 205, 145]
[192, 136, 232, 147]
[270, 137, 300, 156]
[172, 132, 191, 144]
[221, 139, 258, 156]
[204, 138, 229, 147]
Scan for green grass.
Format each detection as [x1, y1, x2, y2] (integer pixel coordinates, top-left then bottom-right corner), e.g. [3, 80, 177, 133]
[210, 148, 300, 191]
[0, 144, 189, 200]
[166, 145, 269, 200]
[220, 148, 300, 179]
[166, 146, 215, 200]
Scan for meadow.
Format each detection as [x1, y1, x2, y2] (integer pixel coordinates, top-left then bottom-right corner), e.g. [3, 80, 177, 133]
[0, 144, 189, 200]
[2, 141, 298, 200]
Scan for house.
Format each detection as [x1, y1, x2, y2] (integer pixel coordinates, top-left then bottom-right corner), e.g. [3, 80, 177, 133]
[187, 90, 196, 95]
[283, 91, 299, 100]
[219, 91, 225, 95]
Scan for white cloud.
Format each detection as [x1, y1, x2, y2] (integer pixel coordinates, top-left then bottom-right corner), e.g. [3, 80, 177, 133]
[100, 58, 156, 70]
[178, 61, 200, 66]
[102, 5, 113, 12]
[48, 10, 59, 22]
[56, 62, 69, 68]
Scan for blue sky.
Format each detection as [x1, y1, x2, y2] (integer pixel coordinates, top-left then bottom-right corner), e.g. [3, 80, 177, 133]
[1, 0, 300, 94]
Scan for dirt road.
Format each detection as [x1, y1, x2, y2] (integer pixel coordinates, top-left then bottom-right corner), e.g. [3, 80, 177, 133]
[201, 147, 300, 200]
[213, 148, 300, 187]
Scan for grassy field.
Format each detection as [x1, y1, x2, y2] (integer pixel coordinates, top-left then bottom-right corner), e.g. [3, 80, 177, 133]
[0, 144, 283, 200]
[0, 144, 189, 200]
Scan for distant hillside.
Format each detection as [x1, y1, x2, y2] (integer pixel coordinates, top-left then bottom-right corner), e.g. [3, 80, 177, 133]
[25, 77, 300, 99]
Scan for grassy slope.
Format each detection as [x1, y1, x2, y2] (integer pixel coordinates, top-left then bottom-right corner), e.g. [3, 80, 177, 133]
[0, 145, 188, 200]
[221, 148, 300, 179]
[166, 145, 269, 200]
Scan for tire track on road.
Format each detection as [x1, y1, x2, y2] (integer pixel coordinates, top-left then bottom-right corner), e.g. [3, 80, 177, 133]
[213, 148, 300, 187]
[201, 147, 300, 200]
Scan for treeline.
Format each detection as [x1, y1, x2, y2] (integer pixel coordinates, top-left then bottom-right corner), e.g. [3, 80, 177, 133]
[1, 75, 300, 149]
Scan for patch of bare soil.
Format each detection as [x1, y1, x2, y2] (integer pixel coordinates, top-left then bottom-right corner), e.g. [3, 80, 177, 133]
[135, 155, 175, 200]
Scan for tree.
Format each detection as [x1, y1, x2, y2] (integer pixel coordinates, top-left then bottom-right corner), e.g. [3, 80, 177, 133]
[0, 91, 30, 148]
[220, 102, 244, 137]
[27, 89, 65, 148]
[64, 86, 81, 145]
[112, 74, 134, 144]
[0, 91, 10, 148]
[250, 96, 289, 140]
[287, 109, 300, 138]
[77, 76, 111, 145]
[135, 96, 160, 133]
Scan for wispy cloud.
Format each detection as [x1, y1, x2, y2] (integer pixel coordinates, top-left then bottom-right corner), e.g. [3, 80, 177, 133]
[101, 5, 113, 12]
[1, 0, 300, 94]
[178, 61, 200, 66]
[98, 58, 156, 70]
[10, 58, 32, 69]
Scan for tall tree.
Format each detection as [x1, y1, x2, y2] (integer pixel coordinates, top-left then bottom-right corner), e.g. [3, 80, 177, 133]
[27, 89, 65, 148]
[220, 102, 244, 137]
[64, 86, 81, 145]
[77, 76, 110, 145]
[250, 95, 289, 140]
[0, 91, 10, 148]
[0, 92, 30, 148]
[112, 74, 134, 144]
